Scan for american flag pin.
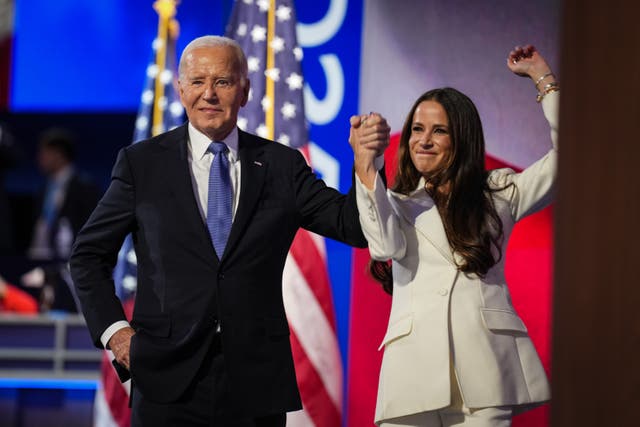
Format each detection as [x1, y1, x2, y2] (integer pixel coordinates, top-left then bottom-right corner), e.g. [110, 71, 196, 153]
[253, 161, 263, 166]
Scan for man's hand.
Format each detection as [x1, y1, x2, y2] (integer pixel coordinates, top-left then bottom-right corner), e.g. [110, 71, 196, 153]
[108, 326, 135, 370]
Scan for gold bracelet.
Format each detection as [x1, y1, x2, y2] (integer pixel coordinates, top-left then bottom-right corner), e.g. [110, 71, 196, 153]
[536, 82, 560, 103]
[534, 72, 554, 89]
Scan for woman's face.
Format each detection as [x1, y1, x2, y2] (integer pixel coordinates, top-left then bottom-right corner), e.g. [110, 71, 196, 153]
[409, 100, 452, 178]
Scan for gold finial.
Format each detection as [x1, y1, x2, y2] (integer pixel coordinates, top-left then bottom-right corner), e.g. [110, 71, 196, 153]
[153, 0, 178, 20]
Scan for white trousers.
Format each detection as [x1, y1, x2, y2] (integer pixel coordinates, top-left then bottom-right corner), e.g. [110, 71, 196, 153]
[379, 359, 512, 427]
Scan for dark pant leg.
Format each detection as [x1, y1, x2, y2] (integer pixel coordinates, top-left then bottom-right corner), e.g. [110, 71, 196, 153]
[131, 333, 287, 427]
[253, 413, 286, 427]
[131, 335, 222, 427]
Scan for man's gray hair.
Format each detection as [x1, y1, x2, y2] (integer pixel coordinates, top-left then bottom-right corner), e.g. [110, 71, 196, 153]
[178, 35, 248, 86]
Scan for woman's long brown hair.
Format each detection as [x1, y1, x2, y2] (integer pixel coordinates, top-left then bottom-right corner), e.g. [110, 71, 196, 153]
[371, 88, 506, 295]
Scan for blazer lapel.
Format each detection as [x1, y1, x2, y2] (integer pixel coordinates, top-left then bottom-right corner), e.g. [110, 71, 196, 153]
[160, 125, 217, 262]
[391, 181, 457, 266]
[222, 130, 267, 259]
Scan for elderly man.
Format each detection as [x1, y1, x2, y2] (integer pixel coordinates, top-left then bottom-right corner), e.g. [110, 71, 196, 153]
[70, 35, 389, 426]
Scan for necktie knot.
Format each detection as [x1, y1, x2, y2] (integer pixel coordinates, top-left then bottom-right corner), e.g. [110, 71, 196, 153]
[208, 141, 228, 155]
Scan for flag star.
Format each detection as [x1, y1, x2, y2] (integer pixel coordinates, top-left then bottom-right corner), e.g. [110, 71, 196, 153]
[123, 275, 137, 291]
[160, 69, 173, 84]
[256, 0, 270, 12]
[158, 96, 168, 110]
[256, 124, 269, 138]
[264, 67, 281, 82]
[247, 56, 261, 72]
[276, 5, 292, 22]
[277, 133, 291, 146]
[242, 0, 253, 4]
[236, 23, 248, 37]
[152, 38, 164, 51]
[146, 64, 159, 78]
[141, 89, 154, 104]
[126, 249, 137, 264]
[248, 87, 254, 101]
[169, 101, 183, 117]
[285, 72, 303, 90]
[281, 102, 296, 119]
[250, 25, 267, 43]
[135, 116, 149, 131]
[261, 95, 272, 112]
[270, 36, 285, 53]
[293, 47, 303, 61]
[237, 116, 248, 130]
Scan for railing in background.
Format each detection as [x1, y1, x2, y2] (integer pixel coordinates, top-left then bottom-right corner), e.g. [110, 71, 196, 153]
[0, 314, 100, 427]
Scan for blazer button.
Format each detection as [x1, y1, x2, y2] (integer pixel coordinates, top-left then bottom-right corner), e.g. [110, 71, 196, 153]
[438, 288, 448, 296]
[218, 272, 225, 280]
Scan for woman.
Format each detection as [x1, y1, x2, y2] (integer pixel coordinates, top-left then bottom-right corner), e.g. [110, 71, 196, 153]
[350, 45, 558, 426]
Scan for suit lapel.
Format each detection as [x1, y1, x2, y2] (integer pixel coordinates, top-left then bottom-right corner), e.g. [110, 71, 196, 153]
[160, 125, 217, 262]
[391, 183, 457, 266]
[222, 130, 267, 259]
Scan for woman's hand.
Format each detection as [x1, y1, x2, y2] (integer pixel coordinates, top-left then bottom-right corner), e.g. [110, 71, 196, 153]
[507, 44, 556, 89]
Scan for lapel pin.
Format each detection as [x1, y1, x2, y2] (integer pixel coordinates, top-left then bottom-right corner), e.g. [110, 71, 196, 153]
[253, 161, 263, 166]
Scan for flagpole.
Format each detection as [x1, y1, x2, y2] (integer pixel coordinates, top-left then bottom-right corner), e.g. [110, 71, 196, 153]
[152, 0, 178, 137]
[265, 0, 276, 140]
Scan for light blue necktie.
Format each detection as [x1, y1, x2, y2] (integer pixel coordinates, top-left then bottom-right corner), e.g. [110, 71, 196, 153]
[207, 142, 232, 259]
[42, 180, 60, 225]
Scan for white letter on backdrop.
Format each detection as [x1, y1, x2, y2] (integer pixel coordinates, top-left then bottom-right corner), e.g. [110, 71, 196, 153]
[296, 0, 347, 47]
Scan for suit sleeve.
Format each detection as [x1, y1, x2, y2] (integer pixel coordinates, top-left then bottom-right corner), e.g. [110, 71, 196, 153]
[355, 172, 406, 261]
[489, 90, 559, 221]
[291, 149, 368, 248]
[70, 148, 136, 348]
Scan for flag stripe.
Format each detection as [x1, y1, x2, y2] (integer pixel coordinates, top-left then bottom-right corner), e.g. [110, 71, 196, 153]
[283, 252, 343, 409]
[289, 229, 337, 329]
[289, 330, 342, 427]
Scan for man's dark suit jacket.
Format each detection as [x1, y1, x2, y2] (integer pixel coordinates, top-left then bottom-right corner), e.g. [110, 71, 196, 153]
[70, 124, 368, 417]
[34, 172, 101, 259]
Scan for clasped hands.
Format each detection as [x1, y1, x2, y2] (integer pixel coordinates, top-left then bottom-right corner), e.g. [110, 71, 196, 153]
[349, 112, 390, 188]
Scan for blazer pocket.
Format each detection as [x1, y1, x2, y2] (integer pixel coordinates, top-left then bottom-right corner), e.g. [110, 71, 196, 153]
[378, 314, 413, 350]
[132, 314, 172, 337]
[480, 308, 528, 334]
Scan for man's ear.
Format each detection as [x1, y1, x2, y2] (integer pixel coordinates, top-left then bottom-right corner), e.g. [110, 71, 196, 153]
[241, 79, 251, 107]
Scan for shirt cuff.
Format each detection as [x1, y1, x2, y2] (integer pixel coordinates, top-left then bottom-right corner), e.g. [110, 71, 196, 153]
[101, 320, 131, 349]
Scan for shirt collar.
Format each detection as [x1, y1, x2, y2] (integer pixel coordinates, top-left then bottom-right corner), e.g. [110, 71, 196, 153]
[187, 123, 239, 162]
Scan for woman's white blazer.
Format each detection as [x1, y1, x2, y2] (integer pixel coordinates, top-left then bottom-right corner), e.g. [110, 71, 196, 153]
[356, 92, 559, 425]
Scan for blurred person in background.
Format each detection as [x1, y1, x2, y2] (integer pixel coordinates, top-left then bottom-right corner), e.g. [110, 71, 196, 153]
[23, 128, 101, 312]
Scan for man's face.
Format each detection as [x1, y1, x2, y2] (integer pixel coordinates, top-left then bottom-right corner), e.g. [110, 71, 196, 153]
[178, 45, 249, 141]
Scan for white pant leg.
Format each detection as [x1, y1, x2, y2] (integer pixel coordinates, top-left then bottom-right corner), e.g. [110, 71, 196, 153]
[378, 357, 513, 427]
[379, 411, 442, 427]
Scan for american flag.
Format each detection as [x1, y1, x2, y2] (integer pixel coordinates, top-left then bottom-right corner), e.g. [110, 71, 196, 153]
[94, 2, 184, 426]
[226, 1, 343, 426]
